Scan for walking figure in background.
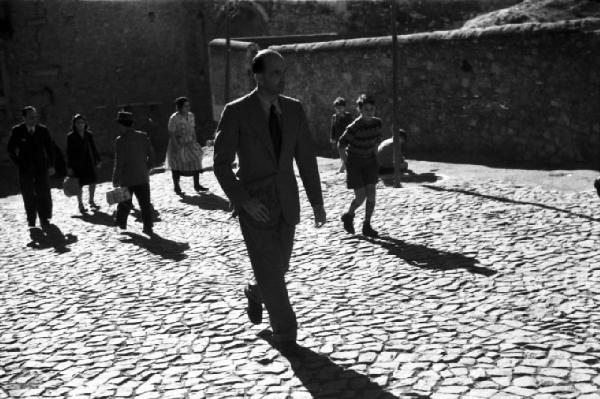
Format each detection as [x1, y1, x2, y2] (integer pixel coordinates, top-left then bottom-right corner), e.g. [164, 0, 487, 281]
[7, 106, 56, 229]
[214, 49, 326, 356]
[166, 97, 207, 195]
[339, 94, 382, 238]
[66, 114, 101, 214]
[112, 111, 155, 236]
[330, 96, 354, 173]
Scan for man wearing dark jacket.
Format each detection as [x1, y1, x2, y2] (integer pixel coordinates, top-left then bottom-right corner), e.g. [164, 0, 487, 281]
[7, 106, 56, 228]
[214, 50, 326, 356]
[112, 111, 155, 235]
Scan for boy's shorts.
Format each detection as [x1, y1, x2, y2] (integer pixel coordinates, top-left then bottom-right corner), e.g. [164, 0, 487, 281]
[346, 154, 379, 189]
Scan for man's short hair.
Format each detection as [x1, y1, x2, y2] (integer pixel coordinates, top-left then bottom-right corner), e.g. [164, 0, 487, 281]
[174, 96, 189, 111]
[251, 49, 283, 74]
[333, 97, 346, 106]
[22, 106, 36, 117]
[356, 93, 375, 108]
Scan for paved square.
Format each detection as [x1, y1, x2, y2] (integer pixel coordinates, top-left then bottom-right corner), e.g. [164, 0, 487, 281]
[1, 155, 599, 398]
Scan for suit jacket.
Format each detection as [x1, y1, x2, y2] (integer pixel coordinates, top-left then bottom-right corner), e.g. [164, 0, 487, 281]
[112, 129, 153, 187]
[66, 130, 100, 174]
[214, 89, 323, 225]
[7, 123, 55, 174]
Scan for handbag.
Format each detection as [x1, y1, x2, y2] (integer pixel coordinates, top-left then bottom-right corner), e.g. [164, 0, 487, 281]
[106, 187, 131, 205]
[63, 177, 81, 197]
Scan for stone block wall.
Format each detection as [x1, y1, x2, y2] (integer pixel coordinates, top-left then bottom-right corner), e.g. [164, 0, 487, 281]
[269, 19, 600, 169]
[208, 39, 259, 122]
[0, 0, 214, 165]
[262, 0, 520, 37]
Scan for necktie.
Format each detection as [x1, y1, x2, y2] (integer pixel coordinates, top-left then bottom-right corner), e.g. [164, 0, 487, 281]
[269, 104, 282, 160]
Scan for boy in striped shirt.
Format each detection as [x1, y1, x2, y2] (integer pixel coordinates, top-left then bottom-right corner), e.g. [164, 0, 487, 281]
[338, 94, 382, 237]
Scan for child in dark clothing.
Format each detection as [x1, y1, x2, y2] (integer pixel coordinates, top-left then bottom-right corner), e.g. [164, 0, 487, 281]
[330, 97, 354, 173]
[338, 94, 382, 237]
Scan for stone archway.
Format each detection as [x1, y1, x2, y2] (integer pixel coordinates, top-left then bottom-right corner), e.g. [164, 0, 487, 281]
[214, 1, 269, 38]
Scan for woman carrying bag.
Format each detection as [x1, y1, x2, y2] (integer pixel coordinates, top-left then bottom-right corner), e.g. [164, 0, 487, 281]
[66, 114, 101, 213]
[165, 97, 207, 195]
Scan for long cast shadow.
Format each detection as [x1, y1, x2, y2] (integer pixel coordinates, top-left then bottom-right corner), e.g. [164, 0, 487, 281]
[259, 335, 399, 398]
[424, 184, 600, 222]
[71, 209, 115, 227]
[179, 192, 231, 212]
[27, 225, 78, 254]
[381, 170, 440, 186]
[119, 232, 189, 261]
[352, 235, 496, 276]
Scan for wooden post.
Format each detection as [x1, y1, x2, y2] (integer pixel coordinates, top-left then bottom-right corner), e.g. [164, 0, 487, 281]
[391, 0, 401, 188]
[224, 0, 231, 104]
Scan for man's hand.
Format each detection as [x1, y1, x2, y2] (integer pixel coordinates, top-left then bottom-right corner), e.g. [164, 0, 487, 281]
[96, 162, 102, 169]
[48, 167, 55, 177]
[242, 198, 270, 223]
[313, 204, 326, 227]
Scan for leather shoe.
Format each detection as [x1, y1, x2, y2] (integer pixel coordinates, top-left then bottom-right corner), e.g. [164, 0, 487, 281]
[341, 212, 355, 234]
[244, 287, 262, 325]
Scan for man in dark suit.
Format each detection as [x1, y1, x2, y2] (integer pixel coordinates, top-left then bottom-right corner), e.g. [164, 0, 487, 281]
[7, 106, 56, 228]
[214, 49, 326, 354]
[112, 111, 155, 236]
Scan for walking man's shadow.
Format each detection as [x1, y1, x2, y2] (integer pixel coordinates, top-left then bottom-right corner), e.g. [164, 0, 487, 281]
[179, 192, 231, 211]
[71, 209, 115, 227]
[259, 334, 399, 398]
[28, 224, 77, 254]
[353, 235, 496, 276]
[119, 232, 189, 261]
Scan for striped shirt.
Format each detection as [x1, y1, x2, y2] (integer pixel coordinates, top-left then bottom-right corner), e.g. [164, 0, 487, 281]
[338, 116, 382, 157]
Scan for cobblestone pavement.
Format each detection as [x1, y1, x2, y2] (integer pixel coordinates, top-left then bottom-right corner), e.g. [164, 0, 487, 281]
[1, 152, 599, 399]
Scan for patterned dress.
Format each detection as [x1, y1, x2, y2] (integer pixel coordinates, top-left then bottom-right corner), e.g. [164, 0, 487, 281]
[165, 112, 203, 173]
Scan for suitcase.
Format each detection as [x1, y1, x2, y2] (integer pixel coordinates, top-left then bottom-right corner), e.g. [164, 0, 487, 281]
[106, 187, 131, 205]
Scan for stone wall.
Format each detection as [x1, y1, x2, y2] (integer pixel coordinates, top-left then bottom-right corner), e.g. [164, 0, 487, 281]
[262, 0, 521, 37]
[208, 39, 259, 122]
[267, 19, 600, 169]
[0, 0, 214, 165]
[0, 0, 535, 168]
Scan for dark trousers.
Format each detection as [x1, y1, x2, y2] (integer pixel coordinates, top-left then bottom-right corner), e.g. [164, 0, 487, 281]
[116, 183, 153, 230]
[172, 171, 200, 188]
[19, 172, 52, 226]
[239, 212, 297, 342]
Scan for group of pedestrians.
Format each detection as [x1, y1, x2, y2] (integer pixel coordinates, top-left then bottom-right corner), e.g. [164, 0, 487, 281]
[8, 48, 600, 360]
[1, 49, 422, 358]
[7, 96, 208, 235]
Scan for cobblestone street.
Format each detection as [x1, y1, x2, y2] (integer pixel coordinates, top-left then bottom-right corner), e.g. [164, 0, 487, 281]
[1, 153, 599, 399]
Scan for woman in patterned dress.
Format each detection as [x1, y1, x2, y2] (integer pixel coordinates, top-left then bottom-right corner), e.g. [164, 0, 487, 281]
[165, 97, 207, 194]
